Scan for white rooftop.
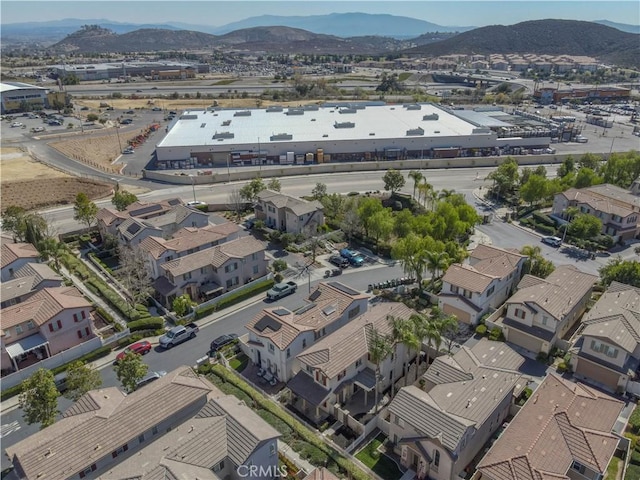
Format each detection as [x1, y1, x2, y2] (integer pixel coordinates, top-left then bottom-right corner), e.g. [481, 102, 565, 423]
[157, 103, 485, 149]
[0, 82, 47, 93]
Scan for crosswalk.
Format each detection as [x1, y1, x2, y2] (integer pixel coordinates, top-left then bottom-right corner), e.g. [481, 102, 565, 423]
[0, 421, 21, 439]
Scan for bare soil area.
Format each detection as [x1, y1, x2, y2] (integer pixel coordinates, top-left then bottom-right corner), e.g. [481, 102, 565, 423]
[1, 147, 112, 212]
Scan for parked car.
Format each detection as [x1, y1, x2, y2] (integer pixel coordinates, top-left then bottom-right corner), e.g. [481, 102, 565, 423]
[187, 200, 207, 207]
[209, 333, 239, 354]
[120, 118, 133, 125]
[80, 106, 89, 111]
[10, 122, 23, 127]
[151, 107, 162, 111]
[159, 323, 199, 349]
[243, 216, 256, 230]
[125, 110, 135, 114]
[136, 370, 167, 389]
[329, 254, 349, 268]
[542, 236, 562, 247]
[122, 147, 134, 154]
[339, 248, 365, 267]
[115, 340, 152, 362]
[266, 281, 297, 300]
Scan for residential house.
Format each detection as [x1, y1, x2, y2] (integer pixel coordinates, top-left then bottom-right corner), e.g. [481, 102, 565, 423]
[570, 282, 640, 393]
[139, 223, 241, 279]
[1, 286, 94, 373]
[155, 236, 268, 307]
[493, 265, 597, 355]
[244, 282, 369, 383]
[552, 182, 640, 243]
[476, 373, 625, 480]
[5, 366, 281, 480]
[439, 244, 526, 324]
[96, 198, 184, 240]
[1, 242, 40, 281]
[290, 302, 415, 421]
[388, 339, 525, 480]
[303, 468, 340, 480]
[116, 218, 164, 247]
[1, 262, 63, 308]
[255, 190, 324, 234]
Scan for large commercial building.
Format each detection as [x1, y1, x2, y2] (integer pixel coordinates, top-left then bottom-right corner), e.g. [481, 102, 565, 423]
[48, 61, 209, 81]
[153, 103, 553, 169]
[0, 82, 49, 113]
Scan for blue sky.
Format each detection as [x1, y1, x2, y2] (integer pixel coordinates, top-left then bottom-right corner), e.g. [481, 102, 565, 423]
[2, 1, 639, 27]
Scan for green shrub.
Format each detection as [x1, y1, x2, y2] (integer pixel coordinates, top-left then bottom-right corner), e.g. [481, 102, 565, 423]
[475, 324, 487, 336]
[195, 279, 275, 319]
[626, 464, 640, 480]
[95, 306, 115, 324]
[537, 351, 549, 363]
[488, 327, 504, 341]
[257, 409, 294, 442]
[128, 317, 164, 332]
[629, 404, 640, 434]
[532, 211, 556, 227]
[557, 362, 569, 373]
[1, 383, 24, 401]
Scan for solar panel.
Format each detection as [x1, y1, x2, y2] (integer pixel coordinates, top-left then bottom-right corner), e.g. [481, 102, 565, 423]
[295, 303, 316, 315]
[167, 199, 181, 206]
[327, 282, 360, 296]
[254, 316, 282, 333]
[273, 308, 291, 317]
[309, 290, 322, 301]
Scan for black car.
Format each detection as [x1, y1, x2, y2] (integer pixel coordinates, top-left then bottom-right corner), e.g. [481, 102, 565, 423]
[329, 255, 349, 268]
[210, 333, 238, 353]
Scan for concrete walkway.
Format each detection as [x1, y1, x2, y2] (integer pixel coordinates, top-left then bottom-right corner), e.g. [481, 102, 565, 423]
[277, 439, 315, 476]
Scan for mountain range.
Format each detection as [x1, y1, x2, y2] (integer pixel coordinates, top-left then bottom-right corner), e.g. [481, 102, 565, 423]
[2, 12, 639, 44]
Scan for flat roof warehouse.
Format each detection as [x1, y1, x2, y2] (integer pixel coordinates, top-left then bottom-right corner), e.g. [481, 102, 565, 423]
[154, 103, 552, 169]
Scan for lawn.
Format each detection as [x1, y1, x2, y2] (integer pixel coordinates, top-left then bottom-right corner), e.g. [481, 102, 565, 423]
[229, 353, 249, 372]
[605, 457, 621, 480]
[355, 434, 403, 480]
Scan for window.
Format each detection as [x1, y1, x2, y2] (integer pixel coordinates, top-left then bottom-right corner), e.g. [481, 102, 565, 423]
[269, 443, 276, 456]
[252, 253, 257, 261]
[138, 433, 145, 443]
[183, 272, 192, 281]
[78, 464, 97, 478]
[463, 289, 472, 299]
[338, 370, 346, 380]
[226, 278, 239, 288]
[25, 320, 34, 330]
[200, 267, 207, 275]
[287, 348, 291, 358]
[152, 426, 159, 435]
[77, 327, 91, 339]
[571, 461, 585, 474]
[166, 255, 173, 261]
[348, 305, 361, 319]
[487, 285, 495, 296]
[450, 285, 459, 294]
[111, 444, 129, 458]
[514, 308, 526, 319]
[15, 324, 23, 335]
[355, 359, 362, 368]
[225, 263, 238, 273]
[253, 265, 259, 274]
[73, 313, 80, 322]
[541, 316, 549, 326]
[302, 339, 307, 348]
[590, 340, 619, 358]
[433, 450, 441, 471]
[306, 365, 313, 374]
[48, 320, 63, 332]
[213, 460, 225, 472]
[4, 329, 10, 338]
[269, 343, 275, 353]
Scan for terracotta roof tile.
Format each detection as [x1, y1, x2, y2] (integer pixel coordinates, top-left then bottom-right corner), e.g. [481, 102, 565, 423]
[257, 189, 323, 216]
[0, 242, 39, 269]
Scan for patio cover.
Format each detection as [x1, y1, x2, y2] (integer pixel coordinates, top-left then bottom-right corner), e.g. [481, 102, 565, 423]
[287, 371, 331, 407]
[5, 333, 49, 358]
[353, 367, 376, 391]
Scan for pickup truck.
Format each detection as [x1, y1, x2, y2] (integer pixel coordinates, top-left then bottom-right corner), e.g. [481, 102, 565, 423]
[159, 323, 199, 349]
[266, 281, 297, 301]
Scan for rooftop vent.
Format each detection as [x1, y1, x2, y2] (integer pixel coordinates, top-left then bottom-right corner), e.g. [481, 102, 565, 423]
[233, 110, 251, 117]
[406, 127, 425, 136]
[213, 131, 234, 139]
[270, 133, 293, 141]
[286, 109, 304, 116]
[222, 120, 231, 126]
[405, 104, 422, 110]
[339, 108, 357, 114]
[266, 106, 283, 112]
[423, 113, 439, 121]
[334, 121, 355, 129]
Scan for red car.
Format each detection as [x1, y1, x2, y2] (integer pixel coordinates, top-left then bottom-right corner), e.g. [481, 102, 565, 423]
[115, 341, 152, 362]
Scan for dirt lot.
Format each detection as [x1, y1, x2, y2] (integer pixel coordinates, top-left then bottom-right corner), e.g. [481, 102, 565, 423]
[1, 147, 113, 211]
[75, 98, 320, 111]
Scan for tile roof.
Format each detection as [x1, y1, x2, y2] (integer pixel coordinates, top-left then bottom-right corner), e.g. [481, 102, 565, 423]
[140, 223, 241, 259]
[5, 367, 215, 480]
[297, 302, 414, 378]
[117, 217, 159, 241]
[97, 198, 185, 228]
[303, 468, 341, 480]
[257, 189, 323, 216]
[390, 339, 524, 451]
[99, 394, 279, 480]
[442, 264, 496, 293]
[469, 244, 526, 277]
[507, 265, 597, 321]
[14, 262, 62, 285]
[579, 282, 640, 354]
[161, 236, 265, 276]
[1, 276, 37, 303]
[246, 282, 368, 349]
[476, 374, 624, 480]
[1, 286, 91, 329]
[0, 242, 39, 269]
[561, 184, 640, 218]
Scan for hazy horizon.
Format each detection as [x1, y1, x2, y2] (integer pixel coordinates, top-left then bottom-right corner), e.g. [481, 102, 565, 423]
[2, 1, 639, 28]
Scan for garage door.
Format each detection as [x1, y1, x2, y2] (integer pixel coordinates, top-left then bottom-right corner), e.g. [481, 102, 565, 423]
[442, 304, 472, 324]
[574, 357, 620, 391]
[506, 328, 544, 354]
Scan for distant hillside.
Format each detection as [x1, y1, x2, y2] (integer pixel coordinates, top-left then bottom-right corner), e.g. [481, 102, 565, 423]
[404, 19, 640, 68]
[594, 20, 640, 34]
[211, 12, 473, 38]
[49, 25, 409, 54]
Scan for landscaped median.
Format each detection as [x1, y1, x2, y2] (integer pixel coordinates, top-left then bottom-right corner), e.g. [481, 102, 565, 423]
[198, 363, 373, 480]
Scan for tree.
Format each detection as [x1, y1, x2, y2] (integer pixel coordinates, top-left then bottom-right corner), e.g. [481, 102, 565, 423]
[111, 190, 138, 211]
[173, 294, 195, 317]
[389, 316, 419, 390]
[568, 213, 602, 242]
[116, 245, 153, 311]
[520, 174, 548, 206]
[227, 189, 246, 222]
[340, 208, 361, 245]
[438, 314, 460, 354]
[239, 177, 266, 203]
[86, 113, 99, 122]
[37, 237, 67, 271]
[19, 368, 59, 429]
[367, 328, 393, 412]
[382, 169, 405, 194]
[425, 250, 449, 282]
[267, 178, 282, 192]
[271, 259, 288, 273]
[573, 168, 602, 189]
[24, 213, 51, 247]
[311, 182, 327, 200]
[63, 361, 102, 401]
[321, 193, 345, 223]
[408, 170, 423, 199]
[599, 257, 640, 288]
[521, 245, 555, 278]
[73, 192, 98, 230]
[487, 157, 519, 200]
[114, 351, 148, 393]
[557, 157, 575, 178]
[357, 197, 383, 238]
[1, 205, 27, 241]
[391, 233, 429, 287]
[368, 209, 394, 246]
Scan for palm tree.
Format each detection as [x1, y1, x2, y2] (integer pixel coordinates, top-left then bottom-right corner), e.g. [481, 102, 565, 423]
[408, 170, 423, 200]
[425, 250, 449, 283]
[389, 316, 420, 390]
[438, 188, 456, 200]
[367, 327, 393, 413]
[423, 315, 442, 368]
[410, 313, 429, 377]
[520, 245, 542, 275]
[417, 180, 432, 207]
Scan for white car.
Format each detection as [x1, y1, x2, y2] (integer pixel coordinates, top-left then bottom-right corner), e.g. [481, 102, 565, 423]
[187, 201, 207, 207]
[542, 236, 562, 247]
[11, 122, 23, 127]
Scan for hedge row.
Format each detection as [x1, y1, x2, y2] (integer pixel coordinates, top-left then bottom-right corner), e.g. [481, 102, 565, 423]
[532, 211, 556, 227]
[203, 364, 370, 480]
[128, 317, 164, 332]
[195, 278, 275, 320]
